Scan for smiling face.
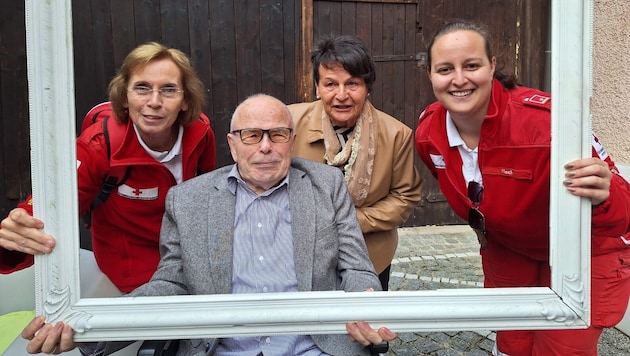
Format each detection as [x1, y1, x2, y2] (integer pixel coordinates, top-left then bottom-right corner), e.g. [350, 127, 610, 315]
[124, 58, 188, 151]
[316, 64, 368, 128]
[428, 30, 496, 124]
[227, 95, 295, 194]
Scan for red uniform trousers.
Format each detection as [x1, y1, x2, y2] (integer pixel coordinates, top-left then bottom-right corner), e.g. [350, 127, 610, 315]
[481, 241, 630, 356]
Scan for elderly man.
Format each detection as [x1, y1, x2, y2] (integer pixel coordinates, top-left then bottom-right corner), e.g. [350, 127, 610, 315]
[23, 94, 395, 356]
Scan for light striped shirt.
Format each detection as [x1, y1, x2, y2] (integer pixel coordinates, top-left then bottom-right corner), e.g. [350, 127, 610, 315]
[214, 165, 327, 356]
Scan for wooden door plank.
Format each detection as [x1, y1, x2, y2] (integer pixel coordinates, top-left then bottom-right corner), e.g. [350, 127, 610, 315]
[369, 2, 384, 109]
[160, 0, 190, 53]
[356, 2, 372, 45]
[260, 0, 286, 98]
[0, 0, 30, 204]
[74, 1, 115, 124]
[340, 1, 357, 34]
[379, 2, 396, 116]
[187, 0, 213, 123]
[282, 0, 298, 103]
[299, 0, 314, 102]
[234, 0, 262, 99]
[209, 0, 238, 167]
[110, 0, 137, 69]
[402, 2, 418, 127]
[134, 0, 161, 43]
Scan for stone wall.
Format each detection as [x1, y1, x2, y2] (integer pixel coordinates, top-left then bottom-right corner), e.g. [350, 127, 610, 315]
[593, 0, 630, 163]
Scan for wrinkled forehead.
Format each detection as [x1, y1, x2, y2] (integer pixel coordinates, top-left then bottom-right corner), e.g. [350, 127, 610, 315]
[235, 99, 292, 128]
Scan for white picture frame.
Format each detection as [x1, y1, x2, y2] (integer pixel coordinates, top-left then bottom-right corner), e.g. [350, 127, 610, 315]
[26, 0, 594, 342]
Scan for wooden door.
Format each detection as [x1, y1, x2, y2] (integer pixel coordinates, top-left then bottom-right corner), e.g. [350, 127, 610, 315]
[0, 0, 548, 227]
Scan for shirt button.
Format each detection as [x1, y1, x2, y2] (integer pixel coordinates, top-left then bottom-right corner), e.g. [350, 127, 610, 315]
[262, 287, 268, 293]
[259, 255, 264, 261]
[265, 337, 271, 344]
[257, 222, 262, 228]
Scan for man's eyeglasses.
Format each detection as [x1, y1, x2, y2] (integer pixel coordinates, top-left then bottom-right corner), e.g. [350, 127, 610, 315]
[127, 85, 184, 99]
[230, 127, 293, 145]
[468, 181, 487, 242]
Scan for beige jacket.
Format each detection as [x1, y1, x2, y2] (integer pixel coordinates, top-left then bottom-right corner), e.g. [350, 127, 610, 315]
[289, 100, 422, 273]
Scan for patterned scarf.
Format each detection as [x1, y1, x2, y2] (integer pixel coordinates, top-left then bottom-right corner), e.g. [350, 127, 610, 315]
[322, 101, 376, 206]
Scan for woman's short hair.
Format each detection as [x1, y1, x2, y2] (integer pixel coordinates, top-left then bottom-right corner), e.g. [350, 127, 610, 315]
[311, 35, 376, 92]
[108, 42, 206, 126]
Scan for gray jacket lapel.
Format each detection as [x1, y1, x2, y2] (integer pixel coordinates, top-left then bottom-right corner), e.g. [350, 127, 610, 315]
[289, 167, 315, 292]
[205, 174, 236, 295]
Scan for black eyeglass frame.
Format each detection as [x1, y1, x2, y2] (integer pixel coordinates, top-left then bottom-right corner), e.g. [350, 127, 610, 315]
[230, 127, 293, 145]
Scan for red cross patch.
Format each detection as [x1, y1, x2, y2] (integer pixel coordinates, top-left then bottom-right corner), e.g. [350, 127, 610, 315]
[525, 94, 550, 104]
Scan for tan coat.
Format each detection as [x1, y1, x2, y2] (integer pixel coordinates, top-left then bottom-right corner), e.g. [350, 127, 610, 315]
[289, 100, 422, 273]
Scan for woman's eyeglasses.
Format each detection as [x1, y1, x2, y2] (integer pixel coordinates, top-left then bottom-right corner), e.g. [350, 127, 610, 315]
[127, 85, 184, 99]
[468, 181, 487, 247]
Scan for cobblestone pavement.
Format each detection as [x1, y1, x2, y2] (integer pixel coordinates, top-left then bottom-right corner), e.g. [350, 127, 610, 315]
[385, 225, 630, 355]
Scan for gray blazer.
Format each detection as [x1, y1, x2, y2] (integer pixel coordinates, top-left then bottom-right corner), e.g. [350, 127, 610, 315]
[131, 158, 381, 356]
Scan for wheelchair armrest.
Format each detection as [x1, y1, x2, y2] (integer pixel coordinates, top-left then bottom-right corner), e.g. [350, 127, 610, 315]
[369, 341, 389, 355]
[136, 340, 179, 356]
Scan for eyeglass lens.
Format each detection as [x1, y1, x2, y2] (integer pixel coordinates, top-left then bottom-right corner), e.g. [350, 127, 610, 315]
[234, 128, 292, 144]
[129, 86, 183, 99]
[468, 181, 484, 204]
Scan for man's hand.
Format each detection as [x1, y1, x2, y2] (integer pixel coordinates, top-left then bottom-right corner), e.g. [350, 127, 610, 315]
[22, 316, 76, 354]
[0, 208, 55, 254]
[563, 157, 612, 206]
[346, 321, 397, 347]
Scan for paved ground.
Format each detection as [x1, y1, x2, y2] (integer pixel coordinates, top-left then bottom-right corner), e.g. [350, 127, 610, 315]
[385, 225, 630, 355]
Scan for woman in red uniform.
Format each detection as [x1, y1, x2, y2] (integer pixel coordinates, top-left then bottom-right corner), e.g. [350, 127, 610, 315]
[415, 20, 630, 355]
[0, 42, 216, 293]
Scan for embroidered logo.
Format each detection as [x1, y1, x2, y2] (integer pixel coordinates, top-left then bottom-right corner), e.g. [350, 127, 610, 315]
[525, 94, 550, 104]
[430, 154, 446, 169]
[117, 184, 159, 200]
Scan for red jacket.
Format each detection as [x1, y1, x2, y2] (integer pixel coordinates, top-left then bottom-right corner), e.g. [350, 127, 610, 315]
[415, 79, 630, 260]
[0, 116, 216, 292]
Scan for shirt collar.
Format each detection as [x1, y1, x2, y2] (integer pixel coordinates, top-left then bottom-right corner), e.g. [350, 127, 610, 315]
[134, 124, 184, 163]
[227, 165, 290, 195]
[445, 111, 465, 148]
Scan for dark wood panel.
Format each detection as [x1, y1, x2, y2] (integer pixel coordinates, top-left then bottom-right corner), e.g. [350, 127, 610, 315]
[134, 0, 162, 43]
[187, 0, 213, 127]
[0, 0, 29, 210]
[325, 0, 418, 3]
[379, 3, 396, 117]
[160, 0, 190, 53]
[0, 0, 548, 227]
[355, 3, 372, 43]
[519, 0, 550, 91]
[110, 0, 136, 69]
[282, 0, 298, 103]
[340, 1, 357, 34]
[402, 3, 419, 127]
[260, 0, 286, 98]
[208, 0, 238, 167]
[71, 0, 95, 131]
[298, 1, 314, 102]
[369, 3, 384, 109]
[235, 0, 263, 98]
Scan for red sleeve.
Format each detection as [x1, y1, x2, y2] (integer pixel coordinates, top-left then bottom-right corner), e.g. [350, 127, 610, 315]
[590, 136, 630, 238]
[0, 196, 35, 273]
